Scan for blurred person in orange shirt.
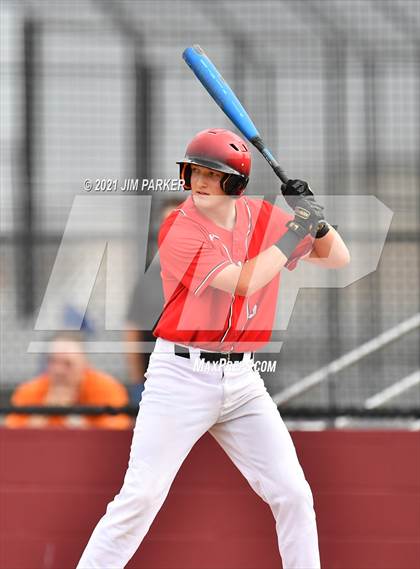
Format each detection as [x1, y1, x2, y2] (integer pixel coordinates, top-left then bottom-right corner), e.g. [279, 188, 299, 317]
[5, 332, 132, 429]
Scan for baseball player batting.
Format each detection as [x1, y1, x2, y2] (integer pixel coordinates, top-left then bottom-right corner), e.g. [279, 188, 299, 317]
[77, 128, 350, 568]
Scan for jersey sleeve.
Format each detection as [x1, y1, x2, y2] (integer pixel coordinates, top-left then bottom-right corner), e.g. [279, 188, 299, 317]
[158, 213, 232, 297]
[267, 203, 315, 271]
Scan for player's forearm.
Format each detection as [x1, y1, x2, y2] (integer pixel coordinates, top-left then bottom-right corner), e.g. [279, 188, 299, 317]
[236, 246, 288, 296]
[211, 245, 288, 296]
[238, 227, 350, 293]
[305, 227, 350, 268]
[213, 196, 326, 296]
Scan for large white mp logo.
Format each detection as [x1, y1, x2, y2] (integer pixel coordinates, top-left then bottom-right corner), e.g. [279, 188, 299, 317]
[30, 195, 393, 353]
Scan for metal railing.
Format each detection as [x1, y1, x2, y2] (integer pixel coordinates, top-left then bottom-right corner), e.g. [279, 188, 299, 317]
[272, 314, 420, 406]
[1, 404, 419, 420]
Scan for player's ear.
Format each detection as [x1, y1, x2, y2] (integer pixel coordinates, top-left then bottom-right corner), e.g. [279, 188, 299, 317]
[221, 173, 248, 196]
[179, 163, 192, 190]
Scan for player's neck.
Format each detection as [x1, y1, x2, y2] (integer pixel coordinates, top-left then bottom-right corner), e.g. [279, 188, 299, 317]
[195, 198, 237, 231]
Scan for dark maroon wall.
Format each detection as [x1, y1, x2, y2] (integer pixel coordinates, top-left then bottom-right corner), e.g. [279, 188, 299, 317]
[1, 428, 419, 569]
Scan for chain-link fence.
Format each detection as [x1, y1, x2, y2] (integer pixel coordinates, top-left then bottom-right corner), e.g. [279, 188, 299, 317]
[1, 0, 419, 414]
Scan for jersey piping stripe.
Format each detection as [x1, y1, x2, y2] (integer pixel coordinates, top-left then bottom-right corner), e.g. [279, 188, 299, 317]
[208, 233, 236, 344]
[220, 298, 234, 344]
[212, 234, 234, 263]
[193, 260, 230, 296]
[243, 197, 252, 261]
[175, 207, 231, 297]
[242, 198, 254, 331]
[181, 199, 251, 346]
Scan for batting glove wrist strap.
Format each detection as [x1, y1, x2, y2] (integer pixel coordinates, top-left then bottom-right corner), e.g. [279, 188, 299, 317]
[275, 227, 304, 259]
[276, 197, 325, 259]
[315, 221, 331, 239]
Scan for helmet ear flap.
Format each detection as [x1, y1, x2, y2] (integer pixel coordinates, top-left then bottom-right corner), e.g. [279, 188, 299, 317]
[221, 174, 248, 196]
[179, 163, 192, 190]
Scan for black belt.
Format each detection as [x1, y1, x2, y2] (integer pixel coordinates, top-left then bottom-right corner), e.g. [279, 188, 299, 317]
[174, 344, 252, 363]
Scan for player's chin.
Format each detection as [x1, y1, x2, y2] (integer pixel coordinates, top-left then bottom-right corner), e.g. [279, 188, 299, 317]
[192, 191, 226, 204]
[192, 192, 213, 205]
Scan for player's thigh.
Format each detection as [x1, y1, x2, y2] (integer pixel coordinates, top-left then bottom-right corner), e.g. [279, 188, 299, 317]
[128, 352, 219, 473]
[208, 392, 307, 494]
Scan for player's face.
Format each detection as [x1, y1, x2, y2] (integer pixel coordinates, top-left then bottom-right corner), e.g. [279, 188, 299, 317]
[190, 164, 227, 206]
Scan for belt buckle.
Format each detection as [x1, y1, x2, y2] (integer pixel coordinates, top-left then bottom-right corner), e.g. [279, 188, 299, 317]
[221, 351, 231, 362]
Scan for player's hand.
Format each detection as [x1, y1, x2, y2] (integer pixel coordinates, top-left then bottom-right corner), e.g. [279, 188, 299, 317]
[287, 196, 325, 239]
[281, 179, 314, 209]
[281, 179, 329, 236]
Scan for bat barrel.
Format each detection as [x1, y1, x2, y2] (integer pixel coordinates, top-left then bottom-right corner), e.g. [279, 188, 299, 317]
[183, 46, 289, 186]
[183, 45, 261, 142]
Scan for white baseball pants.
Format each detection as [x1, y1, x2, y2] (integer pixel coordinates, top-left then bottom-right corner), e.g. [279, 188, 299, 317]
[77, 338, 321, 568]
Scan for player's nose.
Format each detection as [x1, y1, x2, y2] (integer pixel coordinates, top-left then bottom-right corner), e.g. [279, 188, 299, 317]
[196, 173, 207, 186]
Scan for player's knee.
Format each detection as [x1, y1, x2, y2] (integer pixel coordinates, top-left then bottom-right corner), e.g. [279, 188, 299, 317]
[119, 464, 164, 511]
[281, 481, 315, 513]
[269, 479, 314, 513]
[127, 484, 160, 512]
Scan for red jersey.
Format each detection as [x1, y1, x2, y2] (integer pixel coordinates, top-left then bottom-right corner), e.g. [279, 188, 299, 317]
[153, 195, 313, 352]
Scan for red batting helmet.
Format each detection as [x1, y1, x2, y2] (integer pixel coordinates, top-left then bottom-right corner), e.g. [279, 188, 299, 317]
[177, 128, 251, 196]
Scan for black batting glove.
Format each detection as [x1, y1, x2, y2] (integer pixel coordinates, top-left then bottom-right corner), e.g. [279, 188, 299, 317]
[276, 196, 325, 259]
[281, 179, 314, 209]
[288, 197, 325, 238]
[281, 180, 331, 239]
